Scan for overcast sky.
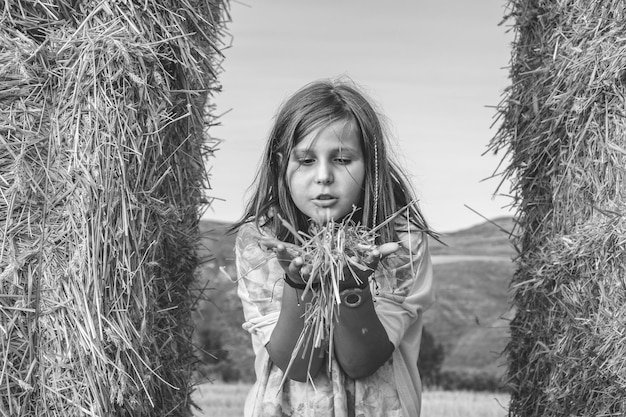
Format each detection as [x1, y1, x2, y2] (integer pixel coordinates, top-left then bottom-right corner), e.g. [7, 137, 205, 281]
[206, 0, 514, 233]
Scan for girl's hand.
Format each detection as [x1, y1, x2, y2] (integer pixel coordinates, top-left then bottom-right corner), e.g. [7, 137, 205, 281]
[261, 238, 400, 289]
[342, 242, 400, 290]
[260, 238, 314, 285]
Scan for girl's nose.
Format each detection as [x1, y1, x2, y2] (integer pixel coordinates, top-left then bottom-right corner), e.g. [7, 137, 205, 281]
[315, 162, 333, 184]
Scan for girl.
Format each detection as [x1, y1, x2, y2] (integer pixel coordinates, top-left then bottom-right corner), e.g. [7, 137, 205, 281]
[234, 78, 436, 417]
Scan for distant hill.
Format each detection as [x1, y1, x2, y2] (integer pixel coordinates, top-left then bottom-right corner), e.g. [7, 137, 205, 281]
[194, 216, 517, 382]
[425, 215, 517, 378]
[430, 216, 517, 257]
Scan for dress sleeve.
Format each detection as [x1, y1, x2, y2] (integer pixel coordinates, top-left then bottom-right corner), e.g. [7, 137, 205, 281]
[235, 223, 285, 355]
[373, 227, 435, 348]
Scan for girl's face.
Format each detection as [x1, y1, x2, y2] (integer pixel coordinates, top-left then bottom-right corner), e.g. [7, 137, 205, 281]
[286, 119, 365, 224]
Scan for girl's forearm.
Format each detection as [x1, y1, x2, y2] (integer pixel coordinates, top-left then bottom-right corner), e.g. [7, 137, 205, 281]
[266, 284, 324, 382]
[333, 288, 394, 379]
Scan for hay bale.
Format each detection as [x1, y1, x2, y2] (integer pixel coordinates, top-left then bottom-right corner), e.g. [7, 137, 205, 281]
[490, 1, 626, 415]
[0, 1, 228, 416]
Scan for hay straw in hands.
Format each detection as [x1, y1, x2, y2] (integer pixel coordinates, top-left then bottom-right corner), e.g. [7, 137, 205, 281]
[273, 203, 414, 385]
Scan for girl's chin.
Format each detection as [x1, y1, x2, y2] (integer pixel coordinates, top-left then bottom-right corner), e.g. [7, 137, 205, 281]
[309, 217, 333, 226]
[307, 209, 361, 225]
[306, 215, 337, 226]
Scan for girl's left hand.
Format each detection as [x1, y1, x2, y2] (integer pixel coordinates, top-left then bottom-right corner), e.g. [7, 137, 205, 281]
[342, 242, 399, 289]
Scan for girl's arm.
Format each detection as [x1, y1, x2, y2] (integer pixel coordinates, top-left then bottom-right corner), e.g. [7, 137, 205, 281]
[333, 286, 394, 379]
[333, 232, 432, 379]
[236, 225, 323, 383]
[267, 284, 325, 382]
[264, 243, 325, 382]
[331, 243, 397, 379]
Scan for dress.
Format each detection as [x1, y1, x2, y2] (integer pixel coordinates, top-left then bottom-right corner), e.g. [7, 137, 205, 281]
[235, 220, 434, 417]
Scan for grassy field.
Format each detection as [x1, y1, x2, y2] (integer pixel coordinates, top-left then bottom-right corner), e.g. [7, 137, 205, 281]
[191, 383, 510, 417]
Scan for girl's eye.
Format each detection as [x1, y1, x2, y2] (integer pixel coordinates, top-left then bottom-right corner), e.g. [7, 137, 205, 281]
[298, 158, 315, 165]
[335, 157, 351, 165]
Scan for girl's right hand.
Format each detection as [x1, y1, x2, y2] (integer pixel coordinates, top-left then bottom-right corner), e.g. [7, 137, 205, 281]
[260, 238, 314, 286]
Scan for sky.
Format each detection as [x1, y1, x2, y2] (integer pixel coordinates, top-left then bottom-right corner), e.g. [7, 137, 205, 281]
[205, 0, 514, 233]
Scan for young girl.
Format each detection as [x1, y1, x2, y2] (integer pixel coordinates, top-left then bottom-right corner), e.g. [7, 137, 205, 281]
[233, 78, 435, 417]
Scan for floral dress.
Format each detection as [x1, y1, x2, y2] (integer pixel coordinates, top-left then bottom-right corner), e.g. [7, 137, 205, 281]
[236, 221, 434, 417]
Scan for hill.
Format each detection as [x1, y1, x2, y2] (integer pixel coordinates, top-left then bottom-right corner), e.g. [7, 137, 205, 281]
[193, 216, 517, 383]
[425, 216, 517, 378]
[429, 216, 517, 257]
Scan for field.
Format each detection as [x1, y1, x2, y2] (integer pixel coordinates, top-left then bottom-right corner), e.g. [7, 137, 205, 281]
[191, 383, 510, 417]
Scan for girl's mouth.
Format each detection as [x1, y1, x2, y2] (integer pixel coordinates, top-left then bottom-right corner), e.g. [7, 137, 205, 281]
[316, 194, 334, 200]
[313, 194, 337, 206]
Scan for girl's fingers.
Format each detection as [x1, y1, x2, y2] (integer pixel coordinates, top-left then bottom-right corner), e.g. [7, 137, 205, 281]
[378, 242, 400, 258]
[259, 237, 278, 251]
[260, 238, 300, 254]
[363, 249, 381, 271]
[290, 256, 303, 271]
[269, 244, 295, 272]
[265, 237, 400, 282]
[271, 242, 299, 263]
[300, 264, 312, 280]
[361, 242, 401, 271]
[261, 238, 310, 283]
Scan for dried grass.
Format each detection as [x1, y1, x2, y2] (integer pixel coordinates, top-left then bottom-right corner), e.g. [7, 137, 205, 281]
[1, 1, 228, 416]
[276, 210, 375, 380]
[490, 1, 626, 415]
[272, 203, 418, 383]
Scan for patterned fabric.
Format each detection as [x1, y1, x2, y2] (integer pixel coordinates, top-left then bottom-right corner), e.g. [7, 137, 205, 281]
[235, 221, 434, 417]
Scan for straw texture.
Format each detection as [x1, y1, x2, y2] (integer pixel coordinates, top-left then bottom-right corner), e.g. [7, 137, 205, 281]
[1, 1, 227, 415]
[491, 1, 626, 415]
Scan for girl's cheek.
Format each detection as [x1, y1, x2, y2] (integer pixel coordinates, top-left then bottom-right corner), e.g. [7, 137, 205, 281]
[284, 168, 294, 187]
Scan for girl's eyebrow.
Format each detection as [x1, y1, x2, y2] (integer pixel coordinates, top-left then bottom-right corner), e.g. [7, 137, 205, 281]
[292, 142, 359, 154]
[291, 147, 358, 157]
[291, 148, 311, 156]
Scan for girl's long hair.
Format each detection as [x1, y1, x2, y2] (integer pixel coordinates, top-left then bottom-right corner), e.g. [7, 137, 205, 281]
[232, 78, 435, 244]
